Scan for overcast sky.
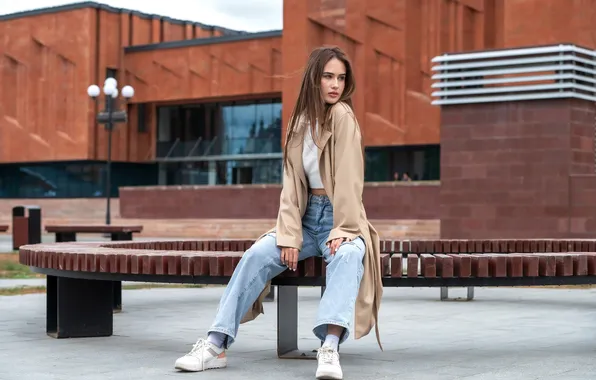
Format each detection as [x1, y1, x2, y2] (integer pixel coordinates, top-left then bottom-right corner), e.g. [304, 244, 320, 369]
[0, 0, 283, 32]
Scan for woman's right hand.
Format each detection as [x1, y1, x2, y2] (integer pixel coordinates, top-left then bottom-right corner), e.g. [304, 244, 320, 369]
[280, 247, 299, 271]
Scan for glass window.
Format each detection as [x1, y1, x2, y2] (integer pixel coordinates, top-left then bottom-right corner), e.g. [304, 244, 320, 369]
[0, 161, 158, 198]
[229, 103, 256, 155]
[365, 148, 390, 182]
[255, 102, 282, 153]
[224, 159, 282, 185]
[364, 145, 440, 182]
[152, 98, 439, 186]
[158, 158, 282, 186]
[156, 98, 282, 158]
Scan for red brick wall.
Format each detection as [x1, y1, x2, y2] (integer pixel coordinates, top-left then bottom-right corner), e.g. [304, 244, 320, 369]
[119, 182, 440, 220]
[569, 175, 596, 238]
[440, 98, 596, 239]
[0, 4, 249, 164]
[281, 0, 503, 148]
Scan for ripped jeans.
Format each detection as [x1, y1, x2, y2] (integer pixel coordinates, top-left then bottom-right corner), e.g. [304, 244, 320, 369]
[207, 194, 365, 348]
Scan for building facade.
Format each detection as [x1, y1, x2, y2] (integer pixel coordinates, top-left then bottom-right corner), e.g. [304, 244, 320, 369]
[1, 0, 593, 199]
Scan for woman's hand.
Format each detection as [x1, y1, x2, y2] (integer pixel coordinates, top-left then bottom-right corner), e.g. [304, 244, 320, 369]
[326, 237, 351, 256]
[281, 247, 299, 271]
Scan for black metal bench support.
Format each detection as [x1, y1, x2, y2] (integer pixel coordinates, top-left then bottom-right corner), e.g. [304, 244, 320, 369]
[55, 232, 77, 243]
[277, 285, 317, 359]
[440, 286, 475, 301]
[46, 275, 113, 338]
[53, 231, 135, 313]
[276, 285, 328, 360]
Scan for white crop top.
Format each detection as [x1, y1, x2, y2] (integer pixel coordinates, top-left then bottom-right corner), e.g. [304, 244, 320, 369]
[302, 122, 324, 189]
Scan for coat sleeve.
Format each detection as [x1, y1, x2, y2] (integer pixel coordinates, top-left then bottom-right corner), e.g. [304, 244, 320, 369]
[275, 159, 303, 250]
[327, 113, 364, 244]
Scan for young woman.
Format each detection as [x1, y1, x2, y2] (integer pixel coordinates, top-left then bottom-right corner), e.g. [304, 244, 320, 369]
[174, 46, 384, 379]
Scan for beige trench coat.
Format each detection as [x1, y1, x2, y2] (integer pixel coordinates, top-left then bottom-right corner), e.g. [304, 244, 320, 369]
[240, 102, 383, 350]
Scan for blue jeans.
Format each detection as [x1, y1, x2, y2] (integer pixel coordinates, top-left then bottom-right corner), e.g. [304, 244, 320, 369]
[208, 194, 365, 348]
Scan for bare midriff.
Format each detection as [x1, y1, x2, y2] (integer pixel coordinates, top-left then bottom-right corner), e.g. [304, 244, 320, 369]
[309, 188, 327, 196]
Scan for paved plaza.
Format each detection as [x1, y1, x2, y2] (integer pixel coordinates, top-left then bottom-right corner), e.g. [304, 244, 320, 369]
[1, 284, 595, 379]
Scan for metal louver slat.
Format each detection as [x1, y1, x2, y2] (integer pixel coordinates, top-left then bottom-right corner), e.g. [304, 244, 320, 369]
[431, 44, 596, 105]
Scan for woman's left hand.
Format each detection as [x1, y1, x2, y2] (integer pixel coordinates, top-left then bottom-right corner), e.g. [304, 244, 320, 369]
[326, 237, 352, 256]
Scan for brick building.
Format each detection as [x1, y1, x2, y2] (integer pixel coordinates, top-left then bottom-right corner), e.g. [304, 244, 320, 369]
[0, 0, 594, 206]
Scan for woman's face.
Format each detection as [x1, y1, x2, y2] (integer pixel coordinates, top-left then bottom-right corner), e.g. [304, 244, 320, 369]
[320, 58, 346, 104]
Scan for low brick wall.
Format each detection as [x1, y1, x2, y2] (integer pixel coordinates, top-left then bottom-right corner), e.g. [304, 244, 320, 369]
[0, 187, 441, 239]
[118, 182, 441, 220]
[0, 198, 118, 223]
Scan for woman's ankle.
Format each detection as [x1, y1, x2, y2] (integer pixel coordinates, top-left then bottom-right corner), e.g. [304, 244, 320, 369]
[207, 331, 226, 348]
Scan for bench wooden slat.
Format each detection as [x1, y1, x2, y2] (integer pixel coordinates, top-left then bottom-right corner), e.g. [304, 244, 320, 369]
[447, 253, 472, 277]
[488, 254, 507, 278]
[420, 254, 436, 278]
[470, 254, 489, 277]
[390, 255, 402, 277]
[407, 254, 418, 277]
[539, 255, 557, 276]
[507, 254, 524, 277]
[436, 254, 454, 278]
[380, 254, 390, 276]
[574, 254, 588, 276]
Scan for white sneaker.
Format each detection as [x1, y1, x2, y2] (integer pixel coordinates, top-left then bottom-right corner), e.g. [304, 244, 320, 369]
[174, 338, 227, 372]
[315, 345, 343, 379]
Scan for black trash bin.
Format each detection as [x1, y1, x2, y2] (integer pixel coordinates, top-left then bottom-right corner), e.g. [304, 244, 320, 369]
[12, 205, 42, 250]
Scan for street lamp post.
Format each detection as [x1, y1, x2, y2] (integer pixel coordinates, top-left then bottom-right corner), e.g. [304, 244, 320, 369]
[87, 78, 134, 225]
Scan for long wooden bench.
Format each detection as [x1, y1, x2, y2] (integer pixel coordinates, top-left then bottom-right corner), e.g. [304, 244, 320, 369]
[0, 224, 8, 232]
[18, 238, 596, 359]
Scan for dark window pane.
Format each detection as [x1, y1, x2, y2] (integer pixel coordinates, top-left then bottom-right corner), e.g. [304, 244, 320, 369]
[155, 98, 282, 158]
[0, 161, 158, 198]
[364, 145, 440, 182]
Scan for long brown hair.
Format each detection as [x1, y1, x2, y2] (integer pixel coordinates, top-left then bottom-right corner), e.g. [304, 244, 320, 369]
[283, 46, 356, 166]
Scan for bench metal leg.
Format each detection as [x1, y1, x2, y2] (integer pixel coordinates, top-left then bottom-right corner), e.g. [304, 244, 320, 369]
[110, 232, 132, 312]
[46, 275, 113, 338]
[55, 232, 76, 242]
[277, 286, 317, 360]
[440, 286, 475, 301]
[111, 232, 133, 241]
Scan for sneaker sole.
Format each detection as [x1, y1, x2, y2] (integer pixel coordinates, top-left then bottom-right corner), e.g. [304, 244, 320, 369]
[315, 369, 343, 380]
[175, 358, 227, 372]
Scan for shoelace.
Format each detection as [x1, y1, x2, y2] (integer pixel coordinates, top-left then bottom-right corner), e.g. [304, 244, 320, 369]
[187, 339, 213, 371]
[317, 346, 338, 364]
[188, 339, 208, 357]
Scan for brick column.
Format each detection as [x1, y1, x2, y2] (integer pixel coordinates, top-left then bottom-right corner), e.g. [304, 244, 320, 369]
[432, 44, 596, 239]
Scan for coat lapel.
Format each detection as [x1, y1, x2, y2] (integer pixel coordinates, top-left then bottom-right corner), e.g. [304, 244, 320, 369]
[288, 126, 307, 188]
[316, 128, 332, 166]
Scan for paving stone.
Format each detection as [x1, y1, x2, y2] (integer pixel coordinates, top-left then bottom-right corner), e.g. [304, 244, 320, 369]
[2, 286, 596, 379]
